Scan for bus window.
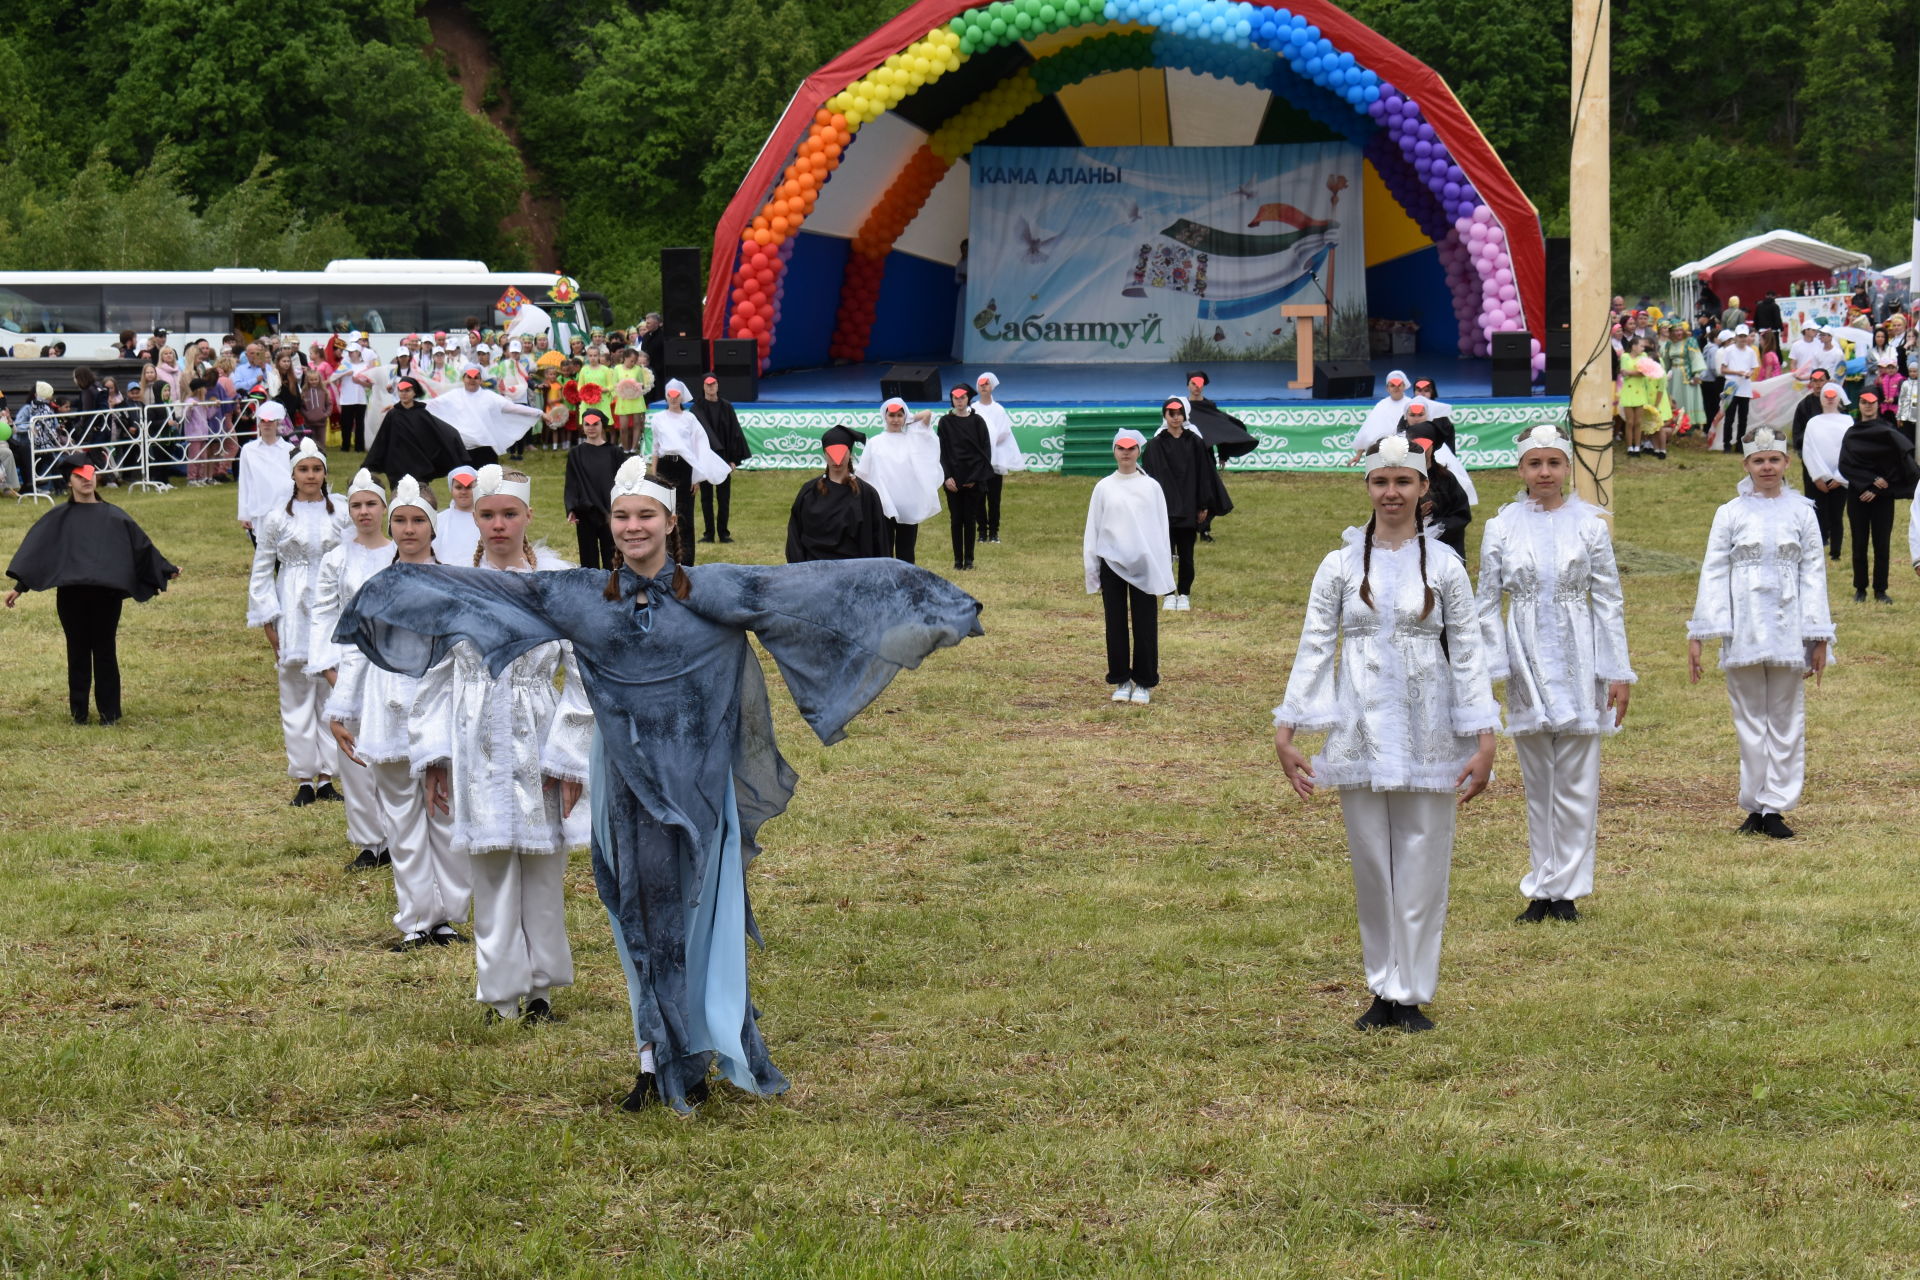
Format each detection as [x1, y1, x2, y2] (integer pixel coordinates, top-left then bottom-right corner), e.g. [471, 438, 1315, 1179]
[233, 284, 319, 332]
[104, 285, 214, 335]
[426, 287, 503, 333]
[319, 286, 423, 334]
[0, 285, 104, 334]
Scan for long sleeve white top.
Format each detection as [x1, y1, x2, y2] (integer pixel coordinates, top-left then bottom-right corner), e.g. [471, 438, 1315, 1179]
[856, 423, 946, 524]
[1688, 487, 1835, 669]
[306, 539, 396, 676]
[246, 497, 350, 666]
[1274, 528, 1501, 792]
[974, 400, 1024, 474]
[1476, 495, 1635, 736]
[1800, 413, 1850, 485]
[1083, 469, 1174, 596]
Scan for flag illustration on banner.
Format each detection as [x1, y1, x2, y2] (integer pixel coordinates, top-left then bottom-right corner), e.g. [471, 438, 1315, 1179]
[1122, 198, 1340, 322]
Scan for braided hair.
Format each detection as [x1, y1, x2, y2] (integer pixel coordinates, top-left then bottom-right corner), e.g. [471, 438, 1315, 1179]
[601, 471, 693, 602]
[1357, 441, 1435, 620]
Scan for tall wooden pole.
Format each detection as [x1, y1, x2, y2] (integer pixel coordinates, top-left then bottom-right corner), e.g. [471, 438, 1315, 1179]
[1569, 0, 1613, 516]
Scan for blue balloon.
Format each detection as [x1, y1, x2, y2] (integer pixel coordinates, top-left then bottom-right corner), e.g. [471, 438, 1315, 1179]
[1364, 85, 1380, 102]
[1338, 51, 1355, 68]
[1443, 181, 1462, 199]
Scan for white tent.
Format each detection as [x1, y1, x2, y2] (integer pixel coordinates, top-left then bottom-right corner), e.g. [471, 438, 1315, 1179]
[1670, 230, 1872, 319]
[1882, 261, 1912, 282]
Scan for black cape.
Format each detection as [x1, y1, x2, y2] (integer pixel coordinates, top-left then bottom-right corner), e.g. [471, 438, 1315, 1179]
[692, 396, 753, 467]
[1421, 462, 1472, 549]
[1400, 414, 1458, 457]
[937, 410, 994, 487]
[363, 402, 471, 485]
[1189, 394, 1259, 463]
[1141, 428, 1232, 529]
[1839, 420, 1919, 500]
[563, 440, 631, 517]
[6, 500, 177, 602]
[1790, 392, 1826, 452]
[786, 474, 887, 562]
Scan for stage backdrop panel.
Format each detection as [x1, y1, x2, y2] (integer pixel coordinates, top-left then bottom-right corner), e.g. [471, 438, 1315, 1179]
[962, 143, 1366, 365]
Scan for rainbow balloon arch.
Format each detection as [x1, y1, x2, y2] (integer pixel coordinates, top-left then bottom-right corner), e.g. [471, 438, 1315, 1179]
[706, 0, 1545, 379]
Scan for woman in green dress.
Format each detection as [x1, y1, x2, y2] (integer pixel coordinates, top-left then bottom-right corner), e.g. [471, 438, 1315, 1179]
[1660, 321, 1706, 437]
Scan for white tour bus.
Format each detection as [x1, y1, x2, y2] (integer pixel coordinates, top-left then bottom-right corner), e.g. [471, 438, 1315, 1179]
[0, 260, 612, 359]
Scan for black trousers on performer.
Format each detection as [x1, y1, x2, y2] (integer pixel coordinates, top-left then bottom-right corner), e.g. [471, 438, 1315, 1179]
[338, 404, 367, 452]
[947, 484, 985, 566]
[984, 473, 1004, 539]
[1723, 395, 1750, 450]
[1100, 561, 1158, 688]
[1169, 526, 1197, 595]
[1701, 377, 1723, 439]
[884, 517, 918, 564]
[1847, 492, 1894, 593]
[56, 586, 123, 723]
[574, 510, 616, 570]
[656, 456, 697, 565]
[699, 478, 732, 541]
[1807, 471, 1846, 559]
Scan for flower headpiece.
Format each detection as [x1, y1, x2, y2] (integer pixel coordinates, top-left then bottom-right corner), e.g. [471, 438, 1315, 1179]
[1516, 424, 1572, 460]
[1742, 428, 1790, 458]
[609, 456, 676, 513]
[473, 463, 531, 505]
[388, 475, 436, 531]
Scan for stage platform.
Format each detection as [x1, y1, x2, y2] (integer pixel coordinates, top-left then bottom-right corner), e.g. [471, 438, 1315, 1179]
[749, 356, 1525, 409]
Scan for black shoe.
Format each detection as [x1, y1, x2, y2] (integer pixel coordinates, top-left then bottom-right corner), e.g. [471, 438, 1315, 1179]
[484, 1007, 510, 1026]
[963, 559, 974, 570]
[389, 932, 431, 953]
[700, 533, 716, 543]
[1353, 996, 1397, 1030]
[347, 848, 380, 871]
[683, 1077, 710, 1107]
[1855, 589, 1868, 602]
[1875, 591, 1893, 604]
[98, 716, 120, 727]
[955, 561, 966, 571]
[290, 782, 317, 807]
[1395, 1004, 1436, 1032]
[72, 713, 89, 726]
[1199, 531, 1214, 542]
[314, 780, 343, 803]
[429, 923, 467, 945]
[1738, 811, 1763, 834]
[522, 997, 554, 1024]
[718, 534, 733, 544]
[375, 849, 392, 867]
[620, 1072, 660, 1112]
[1546, 899, 1580, 922]
[1515, 900, 1550, 923]
[1655, 449, 1668, 459]
[1831, 552, 1843, 561]
[1760, 813, 1795, 839]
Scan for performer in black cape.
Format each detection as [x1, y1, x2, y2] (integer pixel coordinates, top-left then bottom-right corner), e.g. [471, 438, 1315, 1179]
[1140, 396, 1231, 611]
[1185, 372, 1256, 543]
[563, 407, 629, 570]
[786, 425, 887, 562]
[692, 374, 752, 544]
[1837, 391, 1917, 603]
[936, 384, 992, 570]
[362, 376, 471, 492]
[5, 455, 179, 724]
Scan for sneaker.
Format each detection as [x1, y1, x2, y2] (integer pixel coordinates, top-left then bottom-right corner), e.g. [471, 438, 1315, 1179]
[1129, 684, 1151, 705]
[1760, 813, 1795, 839]
[1875, 591, 1893, 604]
[1174, 595, 1191, 612]
[1163, 595, 1179, 611]
[1111, 681, 1134, 702]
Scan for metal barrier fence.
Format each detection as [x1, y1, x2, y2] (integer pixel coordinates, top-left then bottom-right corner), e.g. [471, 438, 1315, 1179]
[14, 403, 251, 504]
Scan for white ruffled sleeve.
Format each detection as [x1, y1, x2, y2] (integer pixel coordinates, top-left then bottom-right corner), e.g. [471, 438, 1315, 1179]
[1273, 551, 1345, 730]
[1687, 506, 1734, 641]
[246, 513, 285, 628]
[1586, 518, 1636, 683]
[1438, 559, 1502, 735]
[407, 654, 454, 775]
[325, 651, 366, 726]
[538, 642, 595, 783]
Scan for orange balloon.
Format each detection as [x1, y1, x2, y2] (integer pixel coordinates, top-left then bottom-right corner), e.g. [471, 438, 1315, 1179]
[830, 113, 847, 130]
[797, 172, 818, 191]
[814, 107, 832, 125]
[837, 129, 852, 146]
[771, 216, 790, 234]
[753, 229, 772, 245]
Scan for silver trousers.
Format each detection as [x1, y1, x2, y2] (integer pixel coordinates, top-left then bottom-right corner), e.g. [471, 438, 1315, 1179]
[1339, 788, 1456, 1007]
[1727, 664, 1805, 814]
[372, 761, 470, 937]
[276, 665, 336, 780]
[1513, 731, 1601, 902]
[338, 738, 384, 851]
[468, 847, 573, 1017]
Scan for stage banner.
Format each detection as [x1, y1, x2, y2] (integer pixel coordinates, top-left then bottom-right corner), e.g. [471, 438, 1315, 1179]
[962, 143, 1366, 365]
[733, 402, 1555, 472]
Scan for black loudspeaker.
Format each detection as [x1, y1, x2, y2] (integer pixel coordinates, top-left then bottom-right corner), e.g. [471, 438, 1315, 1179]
[880, 363, 942, 402]
[1311, 360, 1375, 400]
[708, 338, 759, 402]
[1542, 328, 1572, 396]
[660, 247, 702, 337]
[1544, 237, 1571, 329]
[664, 336, 704, 390]
[1491, 331, 1533, 398]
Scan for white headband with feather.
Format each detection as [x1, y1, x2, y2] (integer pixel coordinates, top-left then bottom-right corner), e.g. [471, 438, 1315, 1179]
[609, 456, 676, 513]
[387, 475, 437, 530]
[1363, 434, 1428, 475]
[1515, 424, 1573, 460]
[347, 468, 387, 502]
[473, 463, 531, 505]
[290, 436, 326, 469]
[1742, 427, 1791, 458]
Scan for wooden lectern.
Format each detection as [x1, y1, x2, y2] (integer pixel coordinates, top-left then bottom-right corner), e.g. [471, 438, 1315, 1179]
[1283, 303, 1327, 389]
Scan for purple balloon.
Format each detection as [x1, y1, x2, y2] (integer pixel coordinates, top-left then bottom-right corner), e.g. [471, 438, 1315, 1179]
[1417, 124, 1436, 142]
[1446, 164, 1464, 183]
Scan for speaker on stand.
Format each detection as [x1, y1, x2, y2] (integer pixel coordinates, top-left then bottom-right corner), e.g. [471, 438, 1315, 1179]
[708, 338, 759, 402]
[659, 247, 702, 338]
[879, 364, 943, 402]
[663, 336, 704, 392]
[1541, 235, 1572, 396]
[1490, 331, 1534, 398]
[1310, 360, 1375, 400]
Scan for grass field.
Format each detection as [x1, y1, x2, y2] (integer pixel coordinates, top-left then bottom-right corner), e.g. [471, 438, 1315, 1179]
[2, 444, 1917, 1277]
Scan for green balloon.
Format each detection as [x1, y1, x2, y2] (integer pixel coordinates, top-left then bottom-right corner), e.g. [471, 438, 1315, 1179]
[0, 421, 11, 443]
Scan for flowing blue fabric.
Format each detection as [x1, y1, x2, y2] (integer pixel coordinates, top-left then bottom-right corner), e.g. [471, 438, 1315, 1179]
[341, 557, 983, 1109]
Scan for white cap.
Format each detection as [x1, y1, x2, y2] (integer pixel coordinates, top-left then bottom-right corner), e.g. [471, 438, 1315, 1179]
[472, 463, 531, 505]
[1113, 429, 1148, 449]
[1363, 434, 1428, 475]
[1715, 329, 1733, 342]
[1734, 324, 1750, 336]
[609, 455, 676, 513]
[257, 401, 288, 423]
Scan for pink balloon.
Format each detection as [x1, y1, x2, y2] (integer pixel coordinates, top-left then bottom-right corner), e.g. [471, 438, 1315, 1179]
[1471, 205, 1492, 223]
[1486, 225, 1506, 244]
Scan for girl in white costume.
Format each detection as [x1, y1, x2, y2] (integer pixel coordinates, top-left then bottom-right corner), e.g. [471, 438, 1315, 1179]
[309, 469, 396, 869]
[412, 465, 594, 1019]
[1688, 428, 1834, 839]
[974, 371, 1022, 543]
[327, 477, 472, 950]
[856, 397, 945, 564]
[247, 437, 352, 806]
[1083, 428, 1173, 705]
[1476, 426, 1635, 922]
[1274, 436, 1498, 1032]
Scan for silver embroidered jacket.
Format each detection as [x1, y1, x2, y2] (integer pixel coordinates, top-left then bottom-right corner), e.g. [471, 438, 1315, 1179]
[1275, 528, 1501, 792]
[317, 544, 423, 766]
[1687, 487, 1835, 669]
[407, 552, 595, 855]
[1476, 495, 1635, 736]
[246, 496, 351, 667]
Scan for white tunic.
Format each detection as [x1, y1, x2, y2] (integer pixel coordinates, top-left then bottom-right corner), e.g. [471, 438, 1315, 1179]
[324, 564, 443, 767]
[1275, 529, 1501, 792]
[247, 497, 351, 668]
[1800, 412, 1850, 485]
[856, 424, 945, 524]
[1353, 392, 1413, 453]
[306, 540, 396, 676]
[236, 439, 294, 525]
[1476, 495, 1635, 736]
[433, 508, 480, 566]
[1083, 469, 1174, 596]
[427, 386, 543, 452]
[408, 552, 594, 856]
[975, 400, 1024, 474]
[1688, 487, 1836, 669]
[648, 407, 732, 485]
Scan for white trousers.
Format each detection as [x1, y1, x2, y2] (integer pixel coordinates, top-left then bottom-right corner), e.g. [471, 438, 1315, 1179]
[339, 743, 384, 851]
[468, 848, 572, 1017]
[1726, 664, 1805, 814]
[372, 761, 470, 937]
[1339, 788, 1456, 1007]
[276, 665, 336, 780]
[1513, 731, 1602, 902]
